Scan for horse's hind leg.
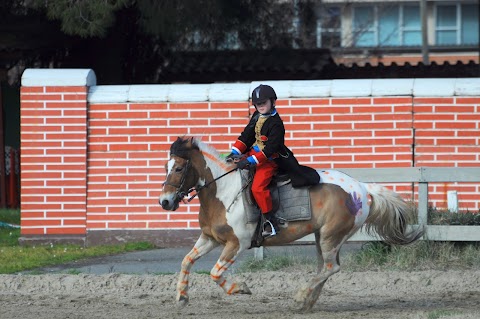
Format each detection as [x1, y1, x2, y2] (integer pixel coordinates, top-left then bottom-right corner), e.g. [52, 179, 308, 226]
[176, 233, 219, 306]
[210, 242, 251, 295]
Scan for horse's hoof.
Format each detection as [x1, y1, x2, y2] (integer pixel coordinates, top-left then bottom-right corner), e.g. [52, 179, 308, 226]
[176, 295, 189, 308]
[295, 305, 313, 314]
[293, 287, 309, 303]
[237, 282, 252, 295]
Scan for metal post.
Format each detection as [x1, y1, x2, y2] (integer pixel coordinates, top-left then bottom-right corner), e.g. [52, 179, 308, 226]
[8, 150, 17, 208]
[418, 182, 428, 226]
[420, 0, 429, 65]
[0, 85, 6, 208]
[253, 247, 264, 261]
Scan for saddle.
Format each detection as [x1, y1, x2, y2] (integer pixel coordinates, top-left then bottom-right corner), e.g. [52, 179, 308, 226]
[240, 169, 313, 247]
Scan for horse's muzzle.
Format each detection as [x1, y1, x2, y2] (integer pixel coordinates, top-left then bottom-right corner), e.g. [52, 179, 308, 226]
[159, 194, 180, 211]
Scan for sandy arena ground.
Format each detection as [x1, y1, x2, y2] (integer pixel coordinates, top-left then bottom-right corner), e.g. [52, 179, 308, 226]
[1, 269, 479, 319]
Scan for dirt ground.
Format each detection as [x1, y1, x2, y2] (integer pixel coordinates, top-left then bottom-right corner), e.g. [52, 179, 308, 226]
[1, 269, 479, 319]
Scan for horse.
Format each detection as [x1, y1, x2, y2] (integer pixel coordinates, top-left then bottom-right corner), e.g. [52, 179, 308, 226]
[159, 136, 424, 312]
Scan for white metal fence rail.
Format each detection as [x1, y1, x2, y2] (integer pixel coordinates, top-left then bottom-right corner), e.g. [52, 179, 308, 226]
[299, 167, 480, 243]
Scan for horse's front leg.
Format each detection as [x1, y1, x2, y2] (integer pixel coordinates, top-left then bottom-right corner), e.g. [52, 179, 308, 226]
[177, 233, 219, 306]
[210, 242, 251, 295]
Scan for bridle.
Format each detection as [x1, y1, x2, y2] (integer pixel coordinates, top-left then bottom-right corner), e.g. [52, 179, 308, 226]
[163, 158, 192, 204]
[163, 154, 237, 204]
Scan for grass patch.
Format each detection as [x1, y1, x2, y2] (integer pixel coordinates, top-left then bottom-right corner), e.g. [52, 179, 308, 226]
[238, 253, 316, 272]
[0, 228, 21, 246]
[0, 208, 156, 274]
[237, 241, 480, 273]
[0, 241, 156, 274]
[0, 208, 20, 225]
[341, 241, 480, 271]
[427, 310, 462, 319]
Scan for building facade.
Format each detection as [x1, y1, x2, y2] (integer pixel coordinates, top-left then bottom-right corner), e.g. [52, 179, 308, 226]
[313, 0, 479, 65]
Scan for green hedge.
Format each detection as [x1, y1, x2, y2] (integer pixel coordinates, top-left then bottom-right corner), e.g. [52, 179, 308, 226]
[0, 209, 20, 226]
[428, 207, 480, 226]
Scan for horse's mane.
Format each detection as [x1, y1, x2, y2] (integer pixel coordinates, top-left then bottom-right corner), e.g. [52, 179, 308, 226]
[171, 136, 225, 163]
[170, 137, 199, 159]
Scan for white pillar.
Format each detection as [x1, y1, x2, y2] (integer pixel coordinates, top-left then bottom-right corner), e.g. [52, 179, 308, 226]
[447, 190, 458, 213]
[253, 247, 264, 261]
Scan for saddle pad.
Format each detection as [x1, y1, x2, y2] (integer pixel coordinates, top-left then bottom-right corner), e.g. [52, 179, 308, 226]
[244, 182, 312, 224]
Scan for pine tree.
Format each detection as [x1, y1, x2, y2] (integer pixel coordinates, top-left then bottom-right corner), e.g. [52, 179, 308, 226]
[28, 0, 131, 38]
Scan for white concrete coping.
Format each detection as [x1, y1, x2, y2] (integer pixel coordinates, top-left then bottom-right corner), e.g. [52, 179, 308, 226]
[289, 80, 332, 97]
[371, 78, 414, 96]
[454, 78, 480, 96]
[128, 85, 170, 102]
[22, 68, 97, 87]
[88, 83, 251, 103]
[208, 83, 251, 102]
[413, 78, 456, 97]
[88, 78, 480, 103]
[20, 69, 480, 101]
[332, 79, 374, 97]
[88, 85, 130, 103]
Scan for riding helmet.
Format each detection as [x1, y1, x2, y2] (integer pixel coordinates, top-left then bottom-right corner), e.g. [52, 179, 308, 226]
[251, 84, 277, 105]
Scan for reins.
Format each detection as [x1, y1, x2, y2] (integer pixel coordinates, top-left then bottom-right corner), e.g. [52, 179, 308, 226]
[166, 151, 239, 203]
[184, 167, 238, 202]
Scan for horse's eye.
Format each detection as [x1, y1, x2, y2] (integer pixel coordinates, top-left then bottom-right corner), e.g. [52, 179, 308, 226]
[175, 167, 183, 173]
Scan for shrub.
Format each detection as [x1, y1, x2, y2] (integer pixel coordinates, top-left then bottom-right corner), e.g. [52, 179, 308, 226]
[428, 207, 480, 226]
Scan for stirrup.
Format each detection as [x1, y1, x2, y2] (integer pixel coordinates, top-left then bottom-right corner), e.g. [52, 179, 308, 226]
[262, 219, 277, 238]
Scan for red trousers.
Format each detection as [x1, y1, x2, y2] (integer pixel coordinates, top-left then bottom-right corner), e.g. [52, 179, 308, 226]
[249, 150, 278, 214]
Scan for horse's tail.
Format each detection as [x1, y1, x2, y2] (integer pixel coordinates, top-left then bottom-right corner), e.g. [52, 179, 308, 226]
[364, 183, 424, 245]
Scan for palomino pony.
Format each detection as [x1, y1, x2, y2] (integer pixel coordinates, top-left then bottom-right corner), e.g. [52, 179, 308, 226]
[159, 137, 423, 312]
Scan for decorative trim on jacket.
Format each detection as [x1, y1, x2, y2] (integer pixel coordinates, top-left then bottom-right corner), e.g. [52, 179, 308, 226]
[231, 110, 285, 165]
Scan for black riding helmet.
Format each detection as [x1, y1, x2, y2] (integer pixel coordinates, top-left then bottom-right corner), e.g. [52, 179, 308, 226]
[251, 84, 277, 106]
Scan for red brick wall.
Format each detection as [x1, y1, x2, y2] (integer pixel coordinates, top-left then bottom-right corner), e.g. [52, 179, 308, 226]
[20, 70, 480, 238]
[20, 86, 88, 236]
[413, 97, 480, 210]
[86, 101, 249, 231]
[283, 96, 414, 168]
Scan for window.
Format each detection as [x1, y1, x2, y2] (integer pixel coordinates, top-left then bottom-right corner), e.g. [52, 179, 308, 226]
[379, 6, 399, 46]
[402, 6, 422, 45]
[353, 6, 376, 46]
[436, 3, 479, 45]
[436, 5, 458, 44]
[462, 5, 479, 44]
[316, 6, 341, 47]
[352, 4, 421, 47]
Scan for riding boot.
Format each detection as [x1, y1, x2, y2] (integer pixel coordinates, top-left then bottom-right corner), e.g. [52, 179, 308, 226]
[262, 211, 279, 238]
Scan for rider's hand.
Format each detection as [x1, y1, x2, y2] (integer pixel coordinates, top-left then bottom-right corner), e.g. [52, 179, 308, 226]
[225, 153, 236, 163]
[236, 159, 250, 170]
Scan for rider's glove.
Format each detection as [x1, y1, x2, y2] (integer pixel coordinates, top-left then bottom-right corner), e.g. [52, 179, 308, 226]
[225, 153, 236, 163]
[225, 149, 240, 163]
[236, 159, 251, 170]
